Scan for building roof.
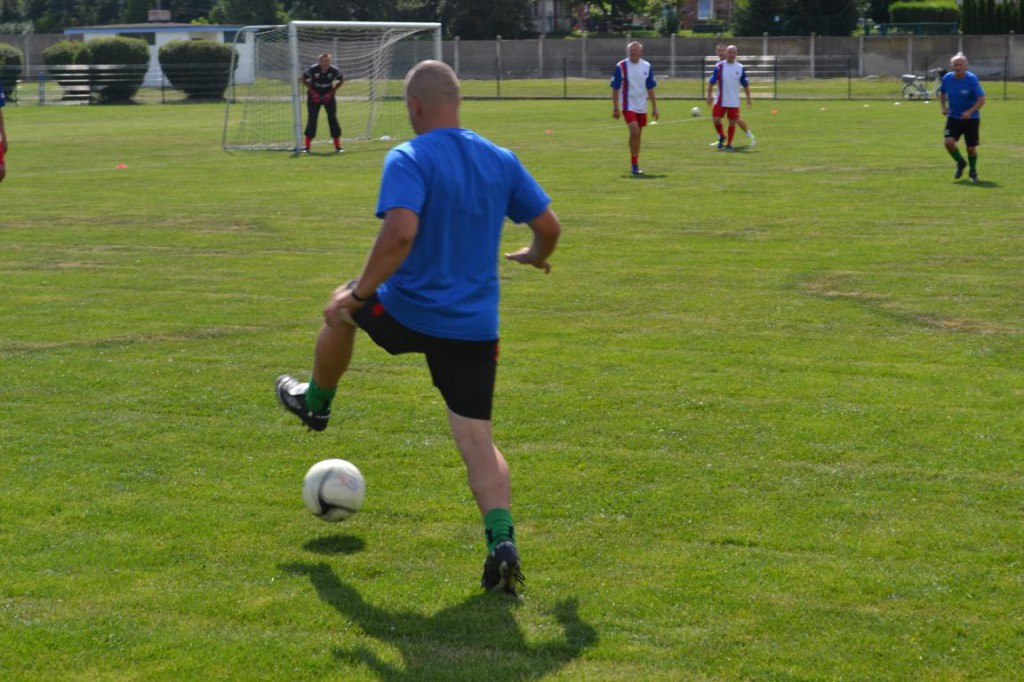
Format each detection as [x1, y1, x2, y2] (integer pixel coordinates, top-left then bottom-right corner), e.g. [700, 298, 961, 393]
[65, 23, 241, 34]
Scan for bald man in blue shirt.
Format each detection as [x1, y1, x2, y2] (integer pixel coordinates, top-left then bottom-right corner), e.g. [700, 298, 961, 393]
[276, 60, 561, 596]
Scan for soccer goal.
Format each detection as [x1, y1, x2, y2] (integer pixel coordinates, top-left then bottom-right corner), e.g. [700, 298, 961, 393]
[223, 21, 442, 151]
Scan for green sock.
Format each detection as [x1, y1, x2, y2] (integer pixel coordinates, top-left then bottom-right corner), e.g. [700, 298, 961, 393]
[949, 149, 965, 164]
[305, 379, 336, 413]
[968, 155, 977, 171]
[484, 508, 515, 553]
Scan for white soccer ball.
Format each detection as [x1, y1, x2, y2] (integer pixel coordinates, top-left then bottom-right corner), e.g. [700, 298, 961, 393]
[691, 106, 701, 117]
[302, 459, 366, 522]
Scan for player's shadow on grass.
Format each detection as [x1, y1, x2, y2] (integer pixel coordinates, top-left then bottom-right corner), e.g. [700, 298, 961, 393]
[957, 179, 999, 189]
[281, 561, 598, 681]
[625, 172, 667, 180]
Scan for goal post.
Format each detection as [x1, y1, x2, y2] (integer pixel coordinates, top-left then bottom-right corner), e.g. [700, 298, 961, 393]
[223, 21, 442, 152]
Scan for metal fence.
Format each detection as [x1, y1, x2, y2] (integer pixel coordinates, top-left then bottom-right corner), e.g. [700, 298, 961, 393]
[7, 63, 234, 105]
[452, 54, 1019, 101]
[3, 53, 1021, 106]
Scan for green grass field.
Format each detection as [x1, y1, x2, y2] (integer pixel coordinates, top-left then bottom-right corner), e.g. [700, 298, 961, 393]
[2, 96, 1023, 681]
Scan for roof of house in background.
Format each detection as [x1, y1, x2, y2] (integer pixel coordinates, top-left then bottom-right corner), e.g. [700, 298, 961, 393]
[64, 23, 241, 35]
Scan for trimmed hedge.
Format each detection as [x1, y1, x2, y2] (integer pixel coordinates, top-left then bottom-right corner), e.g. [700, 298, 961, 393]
[42, 40, 85, 66]
[158, 39, 236, 100]
[43, 38, 149, 103]
[889, 1, 960, 23]
[80, 37, 150, 103]
[0, 42, 23, 96]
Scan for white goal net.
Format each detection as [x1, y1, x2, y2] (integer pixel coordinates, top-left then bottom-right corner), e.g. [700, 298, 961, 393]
[223, 21, 442, 151]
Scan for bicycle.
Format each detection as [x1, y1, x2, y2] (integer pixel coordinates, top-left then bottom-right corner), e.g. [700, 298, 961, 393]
[901, 67, 946, 100]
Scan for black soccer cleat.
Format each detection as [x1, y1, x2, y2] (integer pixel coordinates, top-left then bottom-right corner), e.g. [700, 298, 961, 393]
[481, 541, 525, 596]
[969, 170, 978, 182]
[275, 374, 329, 432]
[955, 159, 967, 179]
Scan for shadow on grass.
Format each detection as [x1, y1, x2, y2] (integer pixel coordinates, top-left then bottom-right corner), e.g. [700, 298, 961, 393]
[303, 533, 366, 555]
[624, 172, 668, 179]
[955, 179, 999, 189]
[281, 561, 598, 681]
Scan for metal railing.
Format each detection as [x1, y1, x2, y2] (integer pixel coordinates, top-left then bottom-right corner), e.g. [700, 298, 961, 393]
[5, 55, 1020, 105]
[11, 63, 233, 105]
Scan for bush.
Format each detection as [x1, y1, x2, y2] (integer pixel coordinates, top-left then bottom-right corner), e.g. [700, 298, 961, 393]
[158, 40, 236, 100]
[0, 42, 23, 96]
[889, 1, 960, 23]
[42, 40, 85, 66]
[79, 37, 150, 103]
[42, 40, 88, 100]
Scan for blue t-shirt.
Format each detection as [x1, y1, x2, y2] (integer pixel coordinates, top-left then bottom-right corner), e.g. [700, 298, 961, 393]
[939, 71, 984, 119]
[0, 83, 6, 108]
[374, 128, 551, 341]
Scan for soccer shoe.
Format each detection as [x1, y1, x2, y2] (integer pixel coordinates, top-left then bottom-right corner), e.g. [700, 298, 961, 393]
[725, 145, 734, 151]
[969, 170, 978, 182]
[717, 140, 725, 150]
[481, 541, 525, 595]
[955, 160, 967, 179]
[335, 147, 344, 154]
[747, 132, 757, 147]
[631, 167, 644, 176]
[301, 147, 310, 154]
[275, 374, 329, 432]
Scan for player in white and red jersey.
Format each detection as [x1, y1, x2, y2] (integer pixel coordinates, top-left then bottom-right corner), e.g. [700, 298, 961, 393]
[610, 41, 659, 175]
[707, 43, 755, 148]
[707, 45, 752, 151]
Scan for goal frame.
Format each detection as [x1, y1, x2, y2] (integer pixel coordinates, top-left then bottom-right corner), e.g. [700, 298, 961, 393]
[224, 20, 442, 152]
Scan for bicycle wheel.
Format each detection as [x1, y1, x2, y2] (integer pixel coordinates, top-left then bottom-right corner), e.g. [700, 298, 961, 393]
[901, 83, 921, 99]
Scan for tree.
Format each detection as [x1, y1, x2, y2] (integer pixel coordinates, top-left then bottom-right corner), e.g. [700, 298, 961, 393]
[0, 0, 24, 24]
[586, 0, 647, 32]
[866, 0, 893, 23]
[732, 0, 858, 35]
[960, 0, 972, 32]
[786, 0, 858, 35]
[29, 0, 88, 32]
[209, 0, 280, 24]
[438, 0, 532, 38]
[393, 0, 440, 22]
[286, 0, 398, 21]
[124, 0, 150, 23]
[167, 0, 218, 22]
[731, 0, 789, 36]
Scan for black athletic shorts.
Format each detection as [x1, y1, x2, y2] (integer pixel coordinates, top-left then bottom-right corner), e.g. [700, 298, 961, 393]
[944, 117, 980, 147]
[351, 294, 499, 421]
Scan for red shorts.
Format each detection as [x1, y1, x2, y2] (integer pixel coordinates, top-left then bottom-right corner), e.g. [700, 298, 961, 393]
[712, 104, 740, 120]
[0, 144, 5, 165]
[622, 111, 648, 127]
